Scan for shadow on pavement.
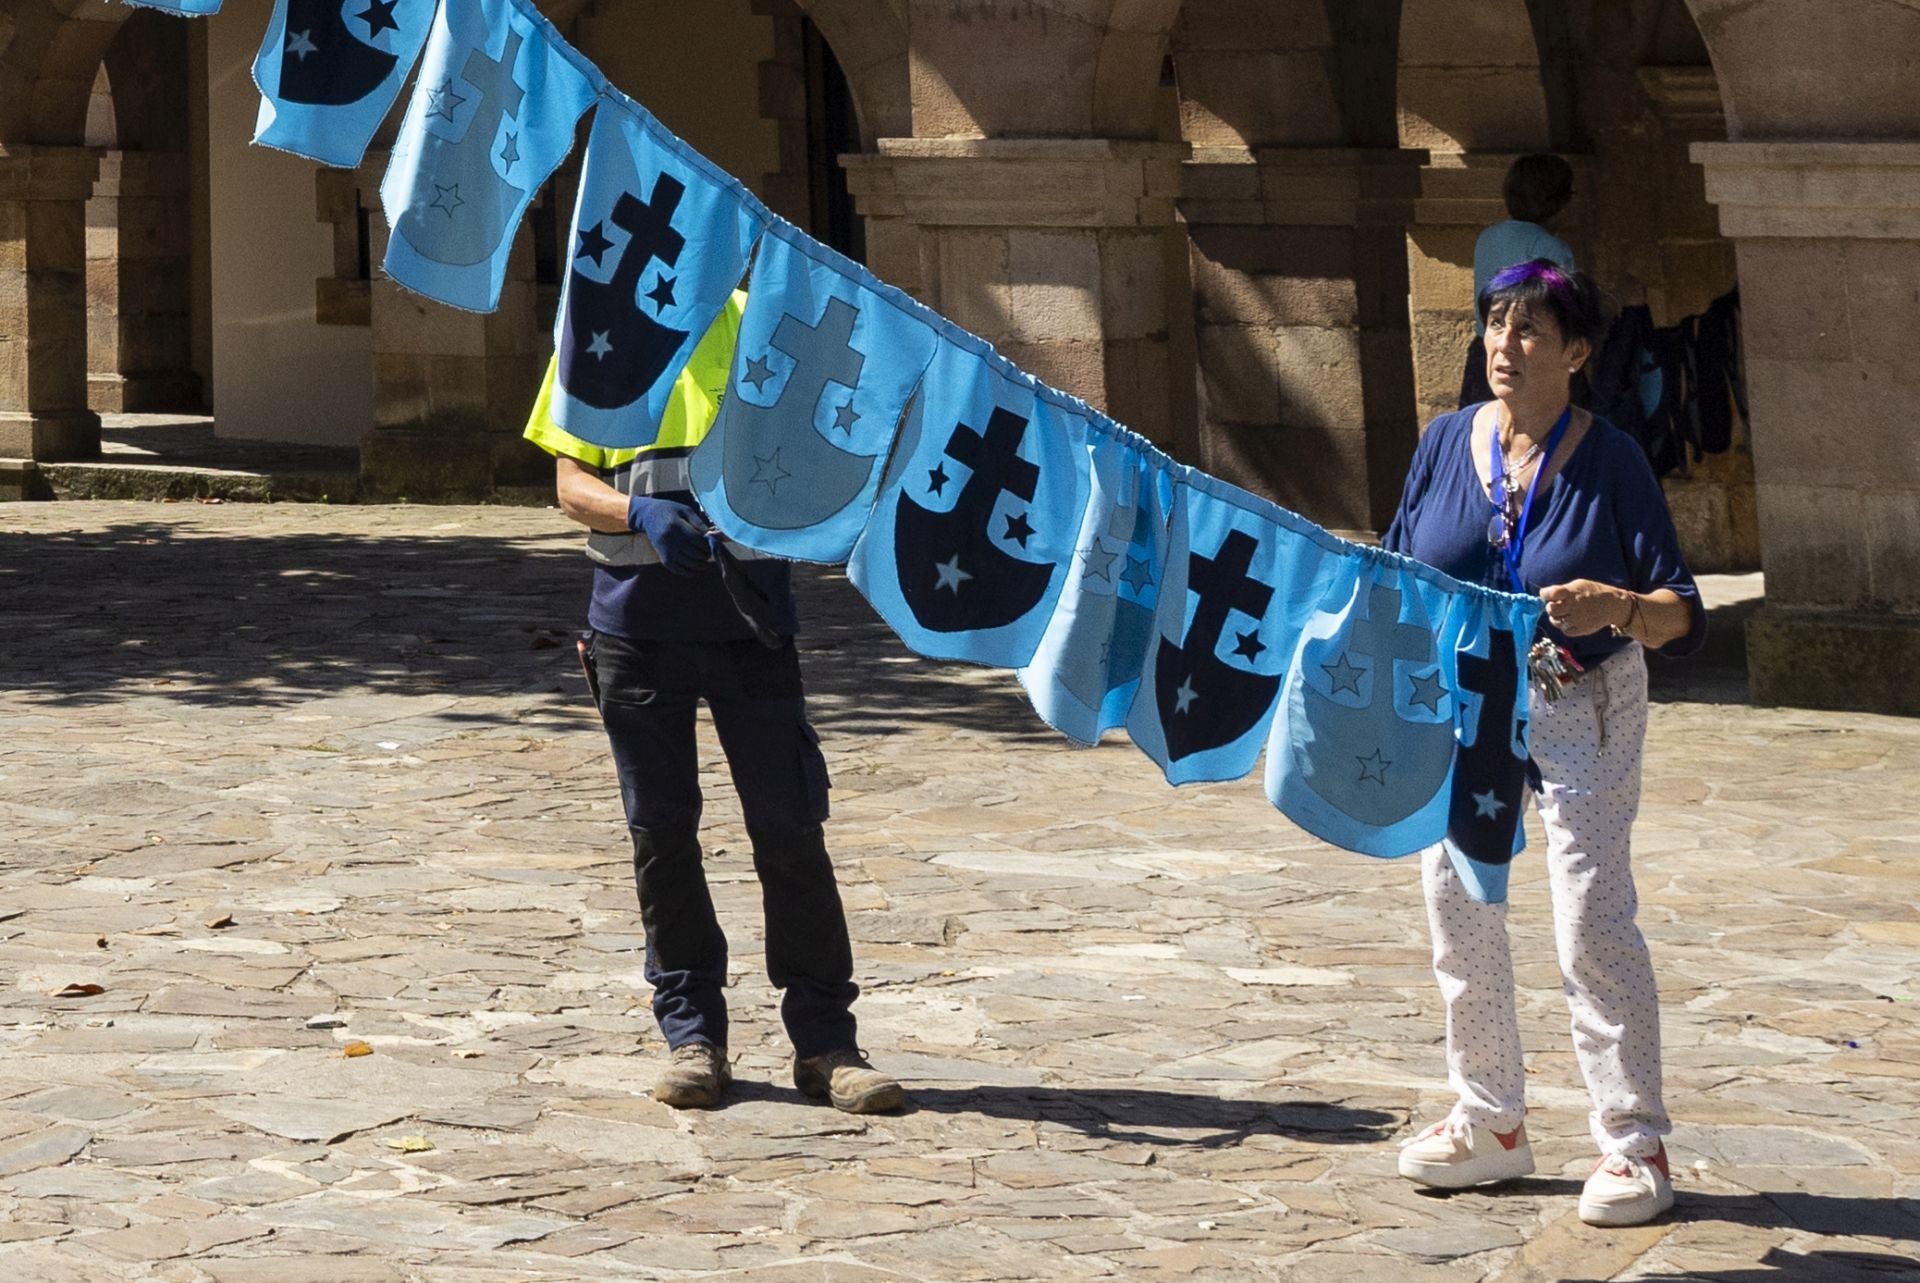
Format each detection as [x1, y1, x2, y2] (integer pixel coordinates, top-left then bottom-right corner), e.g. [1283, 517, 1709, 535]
[901, 1085, 1398, 1147]
[0, 520, 1055, 740]
[1429, 1181, 1920, 1244]
[1647, 591, 1759, 707]
[1559, 1248, 1918, 1282]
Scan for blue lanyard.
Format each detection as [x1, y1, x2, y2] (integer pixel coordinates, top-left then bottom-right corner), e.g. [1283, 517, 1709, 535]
[1489, 406, 1572, 593]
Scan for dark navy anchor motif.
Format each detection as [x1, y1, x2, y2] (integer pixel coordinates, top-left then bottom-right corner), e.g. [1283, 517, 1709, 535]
[1444, 622, 1528, 863]
[895, 407, 1054, 634]
[1299, 580, 1456, 825]
[709, 297, 879, 530]
[557, 174, 690, 410]
[279, 0, 401, 106]
[394, 29, 526, 268]
[1153, 530, 1280, 762]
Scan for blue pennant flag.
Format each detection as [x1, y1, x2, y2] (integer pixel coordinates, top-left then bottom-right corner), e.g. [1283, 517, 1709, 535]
[1264, 550, 1540, 897]
[1126, 475, 1326, 785]
[124, 0, 223, 14]
[252, 0, 436, 168]
[688, 227, 939, 563]
[549, 101, 767, 449]
[1016, 426, 1173, 744]
[1438, 604, 1538, 902]
[380, 0, 600, 312]
[1266, 555, 1473, 858]
[846, 342, 1094, 669]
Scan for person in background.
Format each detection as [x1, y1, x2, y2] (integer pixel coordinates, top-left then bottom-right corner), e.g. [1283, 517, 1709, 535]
[1385, 260, 1705, 1227]
[524, 292, 905, 1116]
[1460, 154, 1578, 409]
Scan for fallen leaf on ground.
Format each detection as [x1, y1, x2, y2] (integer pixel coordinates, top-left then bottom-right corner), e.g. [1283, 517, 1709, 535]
[342, 1041, 374, 1058]
[384, 1136, 435, 1153]
[49, 983, 105, 998]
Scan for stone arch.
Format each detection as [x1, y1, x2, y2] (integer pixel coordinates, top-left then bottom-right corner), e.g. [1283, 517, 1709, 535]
[842, 0, 1179, 139]
[1172, 0, 1403, 149]
[100, 8, 191, 153]
[1396, 0, 1555, 153]
[1682, 0, 1920, 141]
[0, 0, 133, 146]
[790, 0, 910, 144]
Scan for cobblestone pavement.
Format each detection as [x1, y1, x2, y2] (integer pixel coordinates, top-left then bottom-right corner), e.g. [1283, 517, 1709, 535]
[1, 502, 1916, 1283]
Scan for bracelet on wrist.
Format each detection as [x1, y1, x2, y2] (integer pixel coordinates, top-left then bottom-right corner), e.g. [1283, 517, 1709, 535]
[1610, 592, 1640, 640]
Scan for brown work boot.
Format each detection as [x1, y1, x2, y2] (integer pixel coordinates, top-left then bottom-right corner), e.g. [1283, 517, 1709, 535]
[792, 1048, 906, 1114]
[653, 1042, 731, 1109]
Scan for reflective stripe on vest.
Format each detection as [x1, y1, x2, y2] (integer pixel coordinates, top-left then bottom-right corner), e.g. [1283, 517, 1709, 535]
[585, 447, 777, 568]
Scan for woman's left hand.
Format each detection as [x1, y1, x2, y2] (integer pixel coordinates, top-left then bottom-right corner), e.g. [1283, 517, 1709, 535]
[1538, 579, 1630, 637]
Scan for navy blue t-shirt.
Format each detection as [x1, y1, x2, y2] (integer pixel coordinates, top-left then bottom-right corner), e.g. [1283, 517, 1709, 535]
[587, 489, 799, 644]
[1382, 406, 1706, 667]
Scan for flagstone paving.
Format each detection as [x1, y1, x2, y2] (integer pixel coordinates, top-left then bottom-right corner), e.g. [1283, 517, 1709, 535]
[1, 501, 1916, 1282]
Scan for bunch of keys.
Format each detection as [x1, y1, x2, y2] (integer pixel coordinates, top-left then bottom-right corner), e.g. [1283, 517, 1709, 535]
[1528, 637, 1583, 701]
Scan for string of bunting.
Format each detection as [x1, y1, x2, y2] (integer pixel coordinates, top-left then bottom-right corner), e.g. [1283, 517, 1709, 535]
[128, 0, 1547, 902]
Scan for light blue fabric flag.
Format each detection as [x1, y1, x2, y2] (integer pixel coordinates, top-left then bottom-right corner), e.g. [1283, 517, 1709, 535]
[847, 342, 1094, 669]
[1126, 474, 1329, 785]
[124, 0, 222, 15]
[1016, 426, 1173, 745]
[1438, 602, 1541, 902]
[252, 0, 436, 168]
[1266, 554, 1475, 857]
[380, 0, 600, 312]
[688, 226, 939, 563]
[550, 100, 767, 448]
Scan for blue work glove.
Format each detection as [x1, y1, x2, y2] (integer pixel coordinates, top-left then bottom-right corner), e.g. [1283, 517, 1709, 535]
[627, 496, 712, 575]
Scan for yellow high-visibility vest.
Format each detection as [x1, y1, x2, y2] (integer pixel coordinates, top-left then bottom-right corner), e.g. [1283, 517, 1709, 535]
[522, 290, 746, 470]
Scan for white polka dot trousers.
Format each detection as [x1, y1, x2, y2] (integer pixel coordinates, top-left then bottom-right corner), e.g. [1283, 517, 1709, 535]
[1421, 644, 1669, 1159]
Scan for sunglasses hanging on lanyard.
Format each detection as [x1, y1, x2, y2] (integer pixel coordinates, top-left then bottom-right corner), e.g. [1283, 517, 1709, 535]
[1488, 407, 1578, 697]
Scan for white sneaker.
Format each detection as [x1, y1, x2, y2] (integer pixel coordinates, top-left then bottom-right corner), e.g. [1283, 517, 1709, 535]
[1397, 1115, 1535, 1188]
[1579, 1145, 1674, 1226]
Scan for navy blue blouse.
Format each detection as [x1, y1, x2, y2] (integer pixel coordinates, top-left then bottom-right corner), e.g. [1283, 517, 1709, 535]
[1383, 406, 1706, 667]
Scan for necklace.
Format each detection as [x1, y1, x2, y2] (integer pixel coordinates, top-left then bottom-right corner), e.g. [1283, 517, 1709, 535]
[1496, 410, 1560, 473]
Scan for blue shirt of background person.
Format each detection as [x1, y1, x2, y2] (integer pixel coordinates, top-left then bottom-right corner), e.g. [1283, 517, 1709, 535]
[1473, 154, 1577, 336]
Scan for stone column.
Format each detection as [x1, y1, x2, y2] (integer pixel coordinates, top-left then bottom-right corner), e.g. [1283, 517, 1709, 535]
[1180, 146, 1425, 532]
[0, 145, 103, 461]
[87, 149, 201, 412]
[1404, 153, 1514, 431]
[355, 153, 545, 500]
[1694, 141, 1920, 714]
[841, 138, 1189, 450]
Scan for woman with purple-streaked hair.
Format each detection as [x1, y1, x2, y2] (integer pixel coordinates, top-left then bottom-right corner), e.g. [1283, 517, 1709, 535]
[1382, 259, 1707, 1228]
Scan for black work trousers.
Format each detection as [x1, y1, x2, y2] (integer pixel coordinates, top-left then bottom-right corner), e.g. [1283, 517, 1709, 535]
[586, 631, 858, 1058]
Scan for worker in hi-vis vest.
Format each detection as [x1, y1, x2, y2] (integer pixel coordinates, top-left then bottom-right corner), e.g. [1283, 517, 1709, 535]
[525, 290, 903, 1114]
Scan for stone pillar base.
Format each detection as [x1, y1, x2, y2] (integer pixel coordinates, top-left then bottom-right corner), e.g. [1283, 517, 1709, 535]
[88, 371, 204, 414]
[1693, 141, 1920, 714]
[359, 420, 546, 501]
[0, 458, 49, 501]
[1748, 607, 1920, 716]
[0, 409, 101, 461]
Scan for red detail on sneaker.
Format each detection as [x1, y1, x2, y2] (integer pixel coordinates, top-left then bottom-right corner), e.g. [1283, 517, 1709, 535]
[1494, 1127, 1525, 1152]
[1595, 1143, 1669, 1177]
